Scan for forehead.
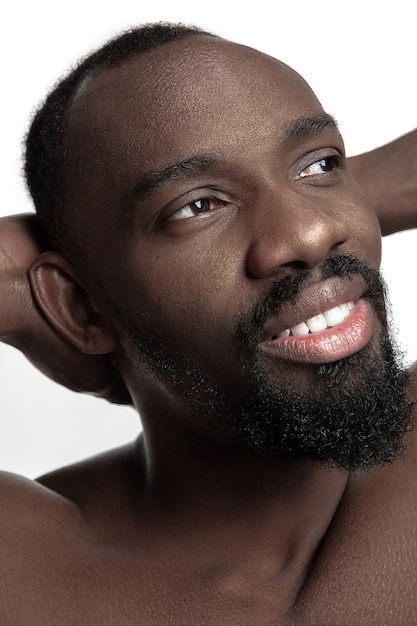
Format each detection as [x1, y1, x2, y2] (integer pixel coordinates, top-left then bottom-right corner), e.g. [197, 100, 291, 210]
[66, 37, 324, 173]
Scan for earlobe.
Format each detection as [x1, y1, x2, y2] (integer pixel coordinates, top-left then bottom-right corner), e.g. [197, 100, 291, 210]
[29, 252, 118, 355]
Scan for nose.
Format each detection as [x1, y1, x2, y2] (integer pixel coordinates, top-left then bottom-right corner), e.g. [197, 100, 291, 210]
[245, 190, 350, 278]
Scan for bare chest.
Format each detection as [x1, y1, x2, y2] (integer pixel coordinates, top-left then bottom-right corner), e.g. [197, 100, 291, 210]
[2, 522, 417, 626]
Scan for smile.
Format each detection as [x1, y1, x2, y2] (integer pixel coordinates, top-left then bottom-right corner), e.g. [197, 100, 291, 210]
[260, 277, 376, 365]
[277, 302, 354, 338]
[262, 299, 374, 364]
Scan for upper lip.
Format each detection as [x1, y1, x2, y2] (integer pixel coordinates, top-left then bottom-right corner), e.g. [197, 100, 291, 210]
[261, 275, 369, 342]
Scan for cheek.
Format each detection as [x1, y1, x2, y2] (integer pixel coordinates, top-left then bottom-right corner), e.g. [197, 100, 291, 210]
[107, 242, 244, 365]
[355, 205, 382, 267]
[336, 193, 382, 268]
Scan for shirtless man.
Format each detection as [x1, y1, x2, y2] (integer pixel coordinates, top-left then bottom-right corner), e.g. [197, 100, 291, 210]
[1, 23, 417, 624]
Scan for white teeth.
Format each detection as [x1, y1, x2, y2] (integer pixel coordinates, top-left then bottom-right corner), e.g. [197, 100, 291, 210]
[290, 321, 310, 336]
[306, 313, 327, 333]
[323, 306, 345, 327]
[278, 301, 354, 338]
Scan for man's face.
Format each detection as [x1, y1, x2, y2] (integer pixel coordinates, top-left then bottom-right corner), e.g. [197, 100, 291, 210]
[64, 37, 411, 468]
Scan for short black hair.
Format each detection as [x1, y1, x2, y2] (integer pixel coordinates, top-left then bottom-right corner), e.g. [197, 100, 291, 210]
[24, 22, 215, 253]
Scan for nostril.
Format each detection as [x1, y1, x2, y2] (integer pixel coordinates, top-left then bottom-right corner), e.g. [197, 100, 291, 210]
[331, 239, 348, 251]
[282, 260, 309, 271]
[245, 211, 350, 278]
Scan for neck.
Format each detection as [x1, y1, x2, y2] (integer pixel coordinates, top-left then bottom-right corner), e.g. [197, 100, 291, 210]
[124, 375, 350, 598]
[132, 417, 349, 573]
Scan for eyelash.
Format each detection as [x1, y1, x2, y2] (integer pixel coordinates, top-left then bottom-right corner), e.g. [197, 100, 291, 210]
[165, 154, 344, 224]
[298, 154, 344, 179]
[168, 197, 229, 222]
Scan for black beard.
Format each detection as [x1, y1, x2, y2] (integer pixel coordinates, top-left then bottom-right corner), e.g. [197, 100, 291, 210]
[232, 255, 413, 471]
[114, 255, 414, 471]
[232, 335, 412, 470]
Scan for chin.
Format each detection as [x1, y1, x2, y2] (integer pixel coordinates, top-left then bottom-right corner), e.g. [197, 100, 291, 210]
[226, 334, 414, 471]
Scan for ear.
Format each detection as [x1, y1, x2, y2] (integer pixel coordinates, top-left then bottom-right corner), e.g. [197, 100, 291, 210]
[29, 252, 118, 355]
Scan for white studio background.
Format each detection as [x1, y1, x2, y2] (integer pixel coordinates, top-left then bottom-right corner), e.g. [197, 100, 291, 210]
[1, 0, 416, 478]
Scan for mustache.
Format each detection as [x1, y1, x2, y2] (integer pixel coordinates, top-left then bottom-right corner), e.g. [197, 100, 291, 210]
[235, 254, 388, 352]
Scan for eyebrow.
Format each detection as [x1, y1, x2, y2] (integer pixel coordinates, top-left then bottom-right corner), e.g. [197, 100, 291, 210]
[132, 154, 220, 200]
[283, 112, 339, 139]
[131, 113, 339, 201]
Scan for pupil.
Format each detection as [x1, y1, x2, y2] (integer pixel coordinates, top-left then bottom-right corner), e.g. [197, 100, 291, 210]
[321, 157, 333, 171]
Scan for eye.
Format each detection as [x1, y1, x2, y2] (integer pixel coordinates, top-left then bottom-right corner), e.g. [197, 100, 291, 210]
[169, 197, 228, 222]
[298, 154, 343, 178]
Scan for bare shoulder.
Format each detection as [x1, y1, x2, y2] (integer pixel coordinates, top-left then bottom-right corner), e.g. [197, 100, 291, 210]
[0, 440, 147, 623]
[0, 468, 80, 533]
[0, 438, 142, 561]
[0, 469, 83, 616]
[296, 376, 417, 624]
[36, 438, 144, 523]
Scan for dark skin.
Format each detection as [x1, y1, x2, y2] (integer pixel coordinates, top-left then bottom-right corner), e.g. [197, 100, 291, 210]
[1, 37, 417, 624]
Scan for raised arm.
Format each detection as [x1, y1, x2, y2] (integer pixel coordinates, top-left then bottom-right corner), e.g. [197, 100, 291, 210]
[348, 129, 417, 236]
[0, 213, 131, 404]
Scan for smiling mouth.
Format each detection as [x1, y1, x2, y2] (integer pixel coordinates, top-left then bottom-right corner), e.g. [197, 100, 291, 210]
[261, 298, 374, 364]
[275, 301, 355, 339]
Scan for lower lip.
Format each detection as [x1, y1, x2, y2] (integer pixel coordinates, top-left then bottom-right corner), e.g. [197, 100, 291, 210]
[260, 299, 374, 364]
